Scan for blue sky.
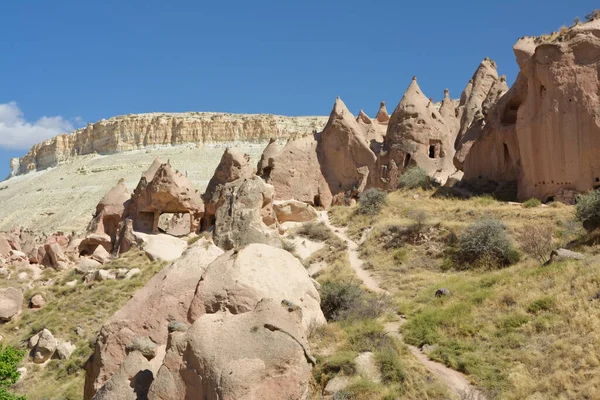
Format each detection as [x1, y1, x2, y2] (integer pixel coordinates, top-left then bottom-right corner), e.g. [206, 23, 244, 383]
[0, 0, 595, 178]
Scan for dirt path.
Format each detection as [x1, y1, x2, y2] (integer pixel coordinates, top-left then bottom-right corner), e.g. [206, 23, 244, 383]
[319, 212, 385, 294]
[320, 211, 486, 400]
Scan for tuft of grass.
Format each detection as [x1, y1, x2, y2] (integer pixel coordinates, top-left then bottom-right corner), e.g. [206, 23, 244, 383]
[296, 222, 333, 242]
[526, 296, 556, 314]
[358, 189, 387, 216]
[522, 198, 541, 208]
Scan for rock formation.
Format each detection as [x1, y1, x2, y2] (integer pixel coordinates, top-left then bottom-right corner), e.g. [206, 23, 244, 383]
[0, 287, 23, 322]
[376, 77, 459, 188]
[210, 176, 280, 250]
[318, 98, 377, 202]
[456, 20, 600, 201]
[86, 179, 131, 247]
[261, 135, 333, 207]
[84, 239, 224, 399]
[10, 113, 328, 176]
[127, 159, 203, 235]
[87, 243, 324, 399]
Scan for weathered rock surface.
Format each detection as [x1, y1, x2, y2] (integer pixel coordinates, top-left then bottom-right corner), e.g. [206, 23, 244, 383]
[210, 176, 280, 250]
[378, 77, 459, 187]
[457, 21, 600, 201]
[31, 329, 57, 364]
[273, 200, 318, 223]
[92, 351, 155, 400]
[187, 244, 325, 329]
[84, 239, 224, 399]
[87, 179, 131, 246]
[262, 135, 333, 208]
[149, 299, 315, 400]
[318, 98, 377, 202]
[0, 287, 23, 321]
[56, 341, 76, 360]
[11, 112, 328, 177]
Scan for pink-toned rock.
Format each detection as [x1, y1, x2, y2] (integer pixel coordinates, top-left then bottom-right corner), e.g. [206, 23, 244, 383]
[87, 179, 131, 248]
[44, 243, 68, 269]
[30, 294, 45, 309]
[273, 200, 318, 223]
[84, 239, 224, 399]
[0, 287, 23, 321]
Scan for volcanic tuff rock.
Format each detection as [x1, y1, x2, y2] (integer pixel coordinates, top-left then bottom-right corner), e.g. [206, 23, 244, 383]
[457, 19, 600, 201]
[377, 77, 459, 187]
[10, 112, 328, 177]
[84, 239, 224, 399]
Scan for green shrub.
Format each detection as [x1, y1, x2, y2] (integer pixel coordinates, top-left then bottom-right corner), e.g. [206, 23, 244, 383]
[454, 218, 519, 269]
[526, 296, 556, 314]
[358, 189, 387, 215]
[0, 345, 25, 400]
[375, 348, 406, 383]
[295, 222, 332, 242]
[345, 320, 392, 352]
[320, 281, 388, 321]
[522, 198, 541, 208]
[585, 9, 600, 21]
[575, 190, 600, 232]
[399, 166, 431, 189]
[321, 351, 357, 376]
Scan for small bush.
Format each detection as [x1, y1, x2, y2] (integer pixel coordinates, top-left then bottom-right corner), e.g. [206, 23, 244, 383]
[295, 222, 332, 242]
[527, 296, 556, 314]
[375, 348, 406, 384]
[575, 190, 600, 232]
[320, 281, 389, 321]
[399, 166, 431, 189]
[522, 198, 541, 208]
[515, 224, 553, 265]
[586, 9, 600, 22]
[358, 189, 387, 215]
[281, 239, 296, 253]
[454, 218, 519, 269]
[345, 320, 392, 352]
[321, 351, 357, 376]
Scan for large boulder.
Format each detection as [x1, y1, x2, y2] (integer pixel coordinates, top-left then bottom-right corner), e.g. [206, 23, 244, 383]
[0, 287, 23, 322]
[92, 351, 155, 400]
[204, 148, 255, 204]
[84, 239, 224, 399]
[273, 200, 318, 223]
[148, 299, 315, 400]
[31, 329, 57, 363]
[211, 176, 281, 250]
[188, 243, 325, 330]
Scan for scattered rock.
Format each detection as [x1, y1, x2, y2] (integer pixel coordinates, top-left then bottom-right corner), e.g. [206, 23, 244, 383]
[91, 245, 110, 264]
[32, 329, 57, 363]
[355, 352, 382, 383]
[95, 269, 117, 281]
[124, 268, 140, 280]
[16, 367, 26, 382]
[66, 280, 78, 287]
[0, 287, 23, 322]
[77, 258, 102, 274]
[548, 248, 585, 264]
[56, 341, 76, 360]
[435, 288, 451, 297]
[324, 375, 351, 395]
[29, 294, 45, 309]
[44, 242, 68, 269]
[76, 326, 85, 337]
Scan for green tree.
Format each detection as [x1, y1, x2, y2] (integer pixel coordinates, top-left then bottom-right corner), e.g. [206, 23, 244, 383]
[0, 346, 26, 400]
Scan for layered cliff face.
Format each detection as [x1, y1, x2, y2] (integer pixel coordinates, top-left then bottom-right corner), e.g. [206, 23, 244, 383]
[10, 112, 328, 177]
[458, 20, 600, 201]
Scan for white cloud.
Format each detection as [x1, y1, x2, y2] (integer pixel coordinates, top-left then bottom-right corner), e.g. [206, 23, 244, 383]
[0, 102, 75, 149]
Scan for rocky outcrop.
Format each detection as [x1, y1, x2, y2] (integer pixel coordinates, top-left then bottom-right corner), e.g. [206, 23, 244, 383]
[273, 200, 318, 223]
[87, 179, 131, 246]
[377, 77, 459, 187]
[318, 98, 377, 201]
[457, 20, 600, 201]
[0, 287, 23, 322]
[262, 135, 333, 208]
[10, 113, 328, 177]
[127, 159, 203, 235]
[88, 243, 324, 399]
[84, 239, 224, 399]
[148, 244, 324, 399]
[210, 176, 280, 250]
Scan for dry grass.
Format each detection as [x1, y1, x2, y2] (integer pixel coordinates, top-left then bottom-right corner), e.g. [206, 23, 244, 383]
[333, 188, 600, 399]
[308, 256, 449, 399]
[0, 250, 166, 400]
